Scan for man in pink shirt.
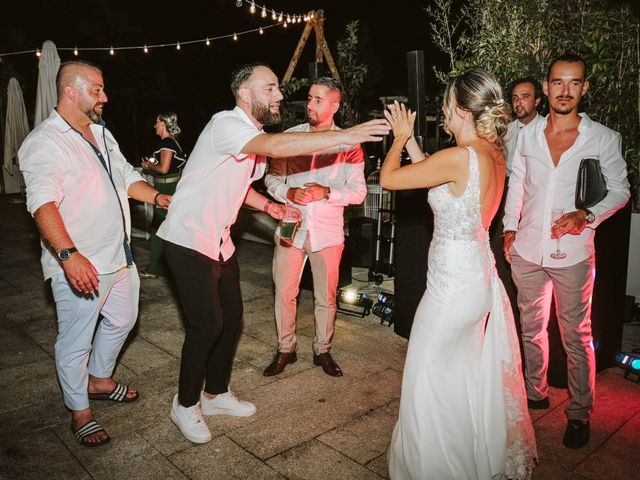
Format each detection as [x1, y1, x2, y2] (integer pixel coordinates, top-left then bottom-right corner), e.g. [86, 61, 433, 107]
[263, 78, 367, 377]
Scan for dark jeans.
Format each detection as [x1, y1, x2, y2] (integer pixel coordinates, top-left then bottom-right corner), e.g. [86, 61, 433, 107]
[163, 240, 243, 407]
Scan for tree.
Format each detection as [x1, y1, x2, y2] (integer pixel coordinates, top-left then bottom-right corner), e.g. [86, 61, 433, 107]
[427, 0, 640, 210]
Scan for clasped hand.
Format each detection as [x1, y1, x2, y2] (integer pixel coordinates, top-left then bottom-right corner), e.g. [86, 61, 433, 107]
[286, 183, 328, 206]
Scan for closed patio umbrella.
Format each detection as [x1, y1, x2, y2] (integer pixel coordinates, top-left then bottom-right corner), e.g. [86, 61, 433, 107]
[3, 78, 30, 195]
[33, 40, 60, 128]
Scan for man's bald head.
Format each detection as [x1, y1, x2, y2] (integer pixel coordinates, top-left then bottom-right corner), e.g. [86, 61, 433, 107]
[56, 61, 102, 101]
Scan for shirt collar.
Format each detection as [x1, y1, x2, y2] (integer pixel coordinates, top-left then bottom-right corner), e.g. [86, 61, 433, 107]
[233, 105, 264, 132]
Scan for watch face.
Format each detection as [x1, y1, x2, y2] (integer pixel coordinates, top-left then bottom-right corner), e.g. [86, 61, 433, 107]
[58, 249, 70, 261]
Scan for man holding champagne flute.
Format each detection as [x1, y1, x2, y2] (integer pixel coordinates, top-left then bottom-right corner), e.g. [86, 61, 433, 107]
[263, 77, 367, 377]
[503, 53, 629, 449]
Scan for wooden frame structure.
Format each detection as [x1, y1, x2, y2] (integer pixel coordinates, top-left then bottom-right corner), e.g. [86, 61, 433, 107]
[282, 10, 340, 84]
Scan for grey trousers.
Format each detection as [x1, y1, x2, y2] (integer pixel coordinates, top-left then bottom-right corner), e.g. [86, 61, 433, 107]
[510, 250, 596, 421]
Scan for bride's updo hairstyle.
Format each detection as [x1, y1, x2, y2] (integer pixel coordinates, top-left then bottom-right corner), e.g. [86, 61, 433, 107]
[442, 69, 511, 147]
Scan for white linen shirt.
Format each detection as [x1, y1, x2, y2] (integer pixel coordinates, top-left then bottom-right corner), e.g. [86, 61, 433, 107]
[503, 113, 630, 267]
[504, 113, 545, 177]
[157, 107, 265, 261]
[264, 122, 366, 252]
[19, 109, 144, 280]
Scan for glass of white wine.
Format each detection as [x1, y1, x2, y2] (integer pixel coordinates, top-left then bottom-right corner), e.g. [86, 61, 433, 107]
[550, 208, 567, 260]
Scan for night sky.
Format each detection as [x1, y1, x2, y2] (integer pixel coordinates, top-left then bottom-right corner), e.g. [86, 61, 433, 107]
[0, 0, 441, 160]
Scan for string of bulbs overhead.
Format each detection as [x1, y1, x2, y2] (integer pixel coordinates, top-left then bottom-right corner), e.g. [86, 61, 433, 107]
[0, 1, 314, 59]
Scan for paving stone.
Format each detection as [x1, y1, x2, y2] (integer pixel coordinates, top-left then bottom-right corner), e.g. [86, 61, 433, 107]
[229, 369, 402, 460]
[15, 314, 59, 356]
[0, 360, 60, 414]
[118, 336, 177, 375]
[0, 398, 70, 443]
[72, 431, 187, 480]
[169, 435, 285, 479]
[318, 400, 399, 465]
[267, 439, 384, 480]
[574, 404, 640, 480]
[0, 323, 51, 369]
[533, 368, 640, 471]
[365, 453, 390, 479]
[0, 427, 90, 480]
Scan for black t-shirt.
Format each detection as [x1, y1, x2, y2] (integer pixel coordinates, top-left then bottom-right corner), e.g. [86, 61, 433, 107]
[153, 137, 187, 175]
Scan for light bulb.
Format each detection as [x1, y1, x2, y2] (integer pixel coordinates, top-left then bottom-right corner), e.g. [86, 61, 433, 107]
[233, 32, 238, 41]
[73, 47, 78, 56]
[261, 5, 266, 17]
[250, 0, 255, 13]
[144, 45, 148, 53]
[278, 12, 283, 21]
[271, 10, 276, 20]
[205, 37, 211, 46]
[109, 46, 114, 55]
[176, 42, 181, 50]
[259, 27, 264, 34]
[36, 49, 41, 57]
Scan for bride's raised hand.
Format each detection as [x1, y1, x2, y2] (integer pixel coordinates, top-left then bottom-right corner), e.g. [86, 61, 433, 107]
[384, 101, 416, 142]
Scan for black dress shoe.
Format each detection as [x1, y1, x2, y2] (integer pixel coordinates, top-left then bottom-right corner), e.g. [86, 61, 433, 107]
[263, 351, 297, 376]
[527, 397, 550, 409]
[563, 419, 590, 449]
[313, 352, 343, 377]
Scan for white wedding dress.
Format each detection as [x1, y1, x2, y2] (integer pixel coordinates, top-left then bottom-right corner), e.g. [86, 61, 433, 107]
[388, 147, 537, 480]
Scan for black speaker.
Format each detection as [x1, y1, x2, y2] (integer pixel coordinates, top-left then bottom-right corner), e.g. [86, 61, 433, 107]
[300, 237, 352, 291]
[407, 50, 426, 140]
[348, 217, 376, 268]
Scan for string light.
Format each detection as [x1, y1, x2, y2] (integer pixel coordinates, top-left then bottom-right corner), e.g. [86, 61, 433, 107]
[249, 1, 256, 13]
[0, 4, 315, 58]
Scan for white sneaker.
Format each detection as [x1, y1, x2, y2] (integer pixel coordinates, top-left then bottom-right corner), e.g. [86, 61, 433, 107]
[200, 390, 256, 417]
[169, 394, 212, 443]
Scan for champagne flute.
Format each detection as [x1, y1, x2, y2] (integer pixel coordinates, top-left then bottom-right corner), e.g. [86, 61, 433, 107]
[550, 208, 567, 259]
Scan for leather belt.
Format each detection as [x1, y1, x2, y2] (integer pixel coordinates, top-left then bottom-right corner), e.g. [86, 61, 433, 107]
[154, 175, 180, 184]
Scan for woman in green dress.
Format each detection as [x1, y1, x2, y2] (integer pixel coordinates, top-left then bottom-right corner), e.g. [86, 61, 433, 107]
[139, 112, 187, 278]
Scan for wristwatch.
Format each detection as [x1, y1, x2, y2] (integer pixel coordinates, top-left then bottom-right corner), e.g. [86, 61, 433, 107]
[57, 247, 78, 261]
[584, 209, 595, 224]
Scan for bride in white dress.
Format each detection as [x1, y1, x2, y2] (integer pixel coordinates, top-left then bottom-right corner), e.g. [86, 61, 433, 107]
[382, 70, 537, 480]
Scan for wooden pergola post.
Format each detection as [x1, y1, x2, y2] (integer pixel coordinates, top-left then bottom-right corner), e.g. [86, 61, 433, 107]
[282, 10, 340, 85]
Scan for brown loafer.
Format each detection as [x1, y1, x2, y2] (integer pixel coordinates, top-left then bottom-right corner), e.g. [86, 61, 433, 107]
[263, 351, 297, 376]
[313, 352, 343, 377]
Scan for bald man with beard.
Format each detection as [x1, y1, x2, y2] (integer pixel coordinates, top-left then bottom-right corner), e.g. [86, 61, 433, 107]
[19, 60, 170, 447]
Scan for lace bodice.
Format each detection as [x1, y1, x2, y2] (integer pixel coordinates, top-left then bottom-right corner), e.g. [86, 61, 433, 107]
[428, 146, 487, 243]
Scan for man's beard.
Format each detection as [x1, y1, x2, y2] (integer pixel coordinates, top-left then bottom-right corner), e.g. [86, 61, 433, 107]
[515, 107, 531, 120]
[86, 106, 103, 124]
[252, 101, 280, 126]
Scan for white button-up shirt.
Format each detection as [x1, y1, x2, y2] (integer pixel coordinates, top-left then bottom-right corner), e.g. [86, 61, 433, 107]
[504, 113, 545, 177]
[264, 122, 366, 252]
[157, 107, 265, 261]
[19, 109, 143, 279]
[504, 113, 630, 267]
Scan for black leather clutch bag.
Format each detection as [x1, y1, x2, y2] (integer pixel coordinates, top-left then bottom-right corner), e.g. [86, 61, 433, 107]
[575, 157, 607, 209]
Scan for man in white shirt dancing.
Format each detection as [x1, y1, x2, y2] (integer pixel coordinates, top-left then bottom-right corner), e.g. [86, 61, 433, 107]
[263, 77, 367, 378]
[503, 53, 629, 449]
[158, 64, 389, 443]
